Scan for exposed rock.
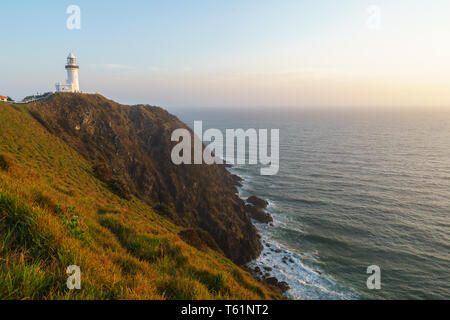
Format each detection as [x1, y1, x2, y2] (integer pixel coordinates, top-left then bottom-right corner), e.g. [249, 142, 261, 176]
[230, 174, 243, 187]
[263, 266, 272, 271]
[28, 93, 263, 265]
[265, 277, 290, 293]
[278, 281, 290, 293]
[283, 256, 293, 264]
[265, 277, 278, 286]
[247, 196, 269, 209]
[254, 266, 261, 273]
[245, 204, 273, 224]
[275, 249, 281, 253]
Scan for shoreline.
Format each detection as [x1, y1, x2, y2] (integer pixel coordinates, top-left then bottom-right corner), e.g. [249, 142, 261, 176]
[226, 165, 295, 297]
[227, 165, 359, 300]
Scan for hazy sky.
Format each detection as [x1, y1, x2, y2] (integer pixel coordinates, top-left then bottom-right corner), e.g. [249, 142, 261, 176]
[1, 0, 450, 108]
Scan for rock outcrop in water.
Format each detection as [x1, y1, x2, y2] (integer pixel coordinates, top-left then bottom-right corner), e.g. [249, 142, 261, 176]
[247, 196, 269, 209]
[246, 204, 273, 224]
[265, 277, 290, 293]
[28, 93, 262, 264]
[246, 196, 273, 224]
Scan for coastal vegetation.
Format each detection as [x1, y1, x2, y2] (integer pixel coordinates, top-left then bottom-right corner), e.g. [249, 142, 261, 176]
[0, 96, 281, 299]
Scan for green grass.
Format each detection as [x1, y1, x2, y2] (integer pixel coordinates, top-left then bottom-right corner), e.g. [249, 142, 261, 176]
[0, 192, 71, 299]
[0, 192, 54, 258]
[114, 256, 142, 276]
[0, 102, 279, 300]
[60, 209, 91, 246]
[100, 216, 186, 266]
[157, 278, 205, 300]
[232, 269, 266, 299]
[0, 260, 55, 299]
[189, 268, 230, 295]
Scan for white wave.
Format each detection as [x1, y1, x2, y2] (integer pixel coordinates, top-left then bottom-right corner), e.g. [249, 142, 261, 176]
[229, 168, 358, 300]
[248, 236, 358, 300]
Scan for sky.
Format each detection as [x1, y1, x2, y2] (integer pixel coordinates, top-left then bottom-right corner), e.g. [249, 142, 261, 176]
[1, 0, 450, 109]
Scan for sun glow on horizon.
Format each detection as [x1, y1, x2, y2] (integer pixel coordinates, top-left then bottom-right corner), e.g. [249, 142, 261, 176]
[1, 0, 450, 108]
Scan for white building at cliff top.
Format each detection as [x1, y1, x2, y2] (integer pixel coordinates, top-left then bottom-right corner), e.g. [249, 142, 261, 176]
[56, 53, 80, 93]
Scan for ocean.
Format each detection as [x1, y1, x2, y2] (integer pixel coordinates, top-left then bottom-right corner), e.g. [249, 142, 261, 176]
[173, 107, 450, 300]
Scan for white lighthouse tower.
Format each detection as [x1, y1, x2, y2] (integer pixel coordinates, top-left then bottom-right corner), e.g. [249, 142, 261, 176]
[66, 53, 80, 92]
[56, 53, 80, 93]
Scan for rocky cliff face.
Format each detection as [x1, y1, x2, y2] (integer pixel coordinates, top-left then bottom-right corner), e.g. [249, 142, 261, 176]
[28, 93, 262, 264]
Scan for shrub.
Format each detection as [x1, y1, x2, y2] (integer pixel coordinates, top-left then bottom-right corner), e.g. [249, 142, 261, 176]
[0, 154, 12, 171]
[61, 214, 90, 245]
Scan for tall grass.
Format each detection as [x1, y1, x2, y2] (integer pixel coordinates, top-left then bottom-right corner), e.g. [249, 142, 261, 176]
[0, 102, 278, 300]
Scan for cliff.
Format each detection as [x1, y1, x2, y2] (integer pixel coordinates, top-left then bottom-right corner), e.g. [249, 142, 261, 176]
[0, 96, 279, 299]
[28, 93, 262, 264]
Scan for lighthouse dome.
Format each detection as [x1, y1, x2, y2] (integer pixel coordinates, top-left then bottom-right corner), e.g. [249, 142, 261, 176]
[66, 53, 78, 68]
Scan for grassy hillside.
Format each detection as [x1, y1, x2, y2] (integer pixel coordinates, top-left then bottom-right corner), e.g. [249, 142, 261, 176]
[28, 93, 262, 264]
[0, 101, 280, 300]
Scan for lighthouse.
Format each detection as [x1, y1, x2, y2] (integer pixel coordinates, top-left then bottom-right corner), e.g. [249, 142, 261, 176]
[65, 53, 80, 92]
[56, 53, 80, 93]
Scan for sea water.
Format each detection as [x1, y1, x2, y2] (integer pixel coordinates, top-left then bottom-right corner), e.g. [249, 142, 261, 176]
[174, 107, 450, 300]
